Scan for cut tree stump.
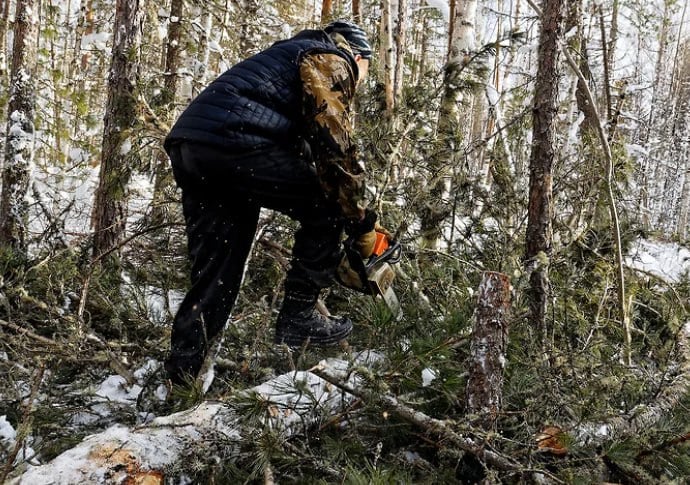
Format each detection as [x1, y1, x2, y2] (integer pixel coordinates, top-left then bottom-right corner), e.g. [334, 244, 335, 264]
[464, 271, 512, 427]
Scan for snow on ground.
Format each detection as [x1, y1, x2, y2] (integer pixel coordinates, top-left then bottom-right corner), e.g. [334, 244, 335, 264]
[5, 239, 690, 482]
[625, 239, 690, 283]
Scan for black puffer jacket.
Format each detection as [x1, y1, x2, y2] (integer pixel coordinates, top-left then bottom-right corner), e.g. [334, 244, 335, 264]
[165, 30, 357, 152]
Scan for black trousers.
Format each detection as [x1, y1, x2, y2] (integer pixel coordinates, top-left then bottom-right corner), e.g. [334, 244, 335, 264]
[167, 142, 344, 354]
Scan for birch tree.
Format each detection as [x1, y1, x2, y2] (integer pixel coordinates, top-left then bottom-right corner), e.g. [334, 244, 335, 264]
[0, 0, 38, 252]
[419, 0, 478, 249]
[90, 0, 144, 258]
[380, 0, 394, 116]
[393, 0, 407, 104]
[524, 0, 564, 337]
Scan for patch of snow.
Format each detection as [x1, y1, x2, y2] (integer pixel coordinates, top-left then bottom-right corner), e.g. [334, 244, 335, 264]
[133, 359, 160, 382]
[81, 32, 111, 51]
[0, 415, 16, 444]
[95, 375, 142, 404]
[119, 138, 132, 156]
[626, 239, 690, 283]
[421, 368, 438, 387]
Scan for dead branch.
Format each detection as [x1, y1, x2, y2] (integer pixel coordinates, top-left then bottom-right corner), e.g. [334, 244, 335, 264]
[0, 319, 59, 347]
[309, 363, 558, 479]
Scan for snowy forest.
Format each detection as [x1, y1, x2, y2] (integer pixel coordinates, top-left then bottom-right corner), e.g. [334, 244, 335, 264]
[1, 0, 690, 483]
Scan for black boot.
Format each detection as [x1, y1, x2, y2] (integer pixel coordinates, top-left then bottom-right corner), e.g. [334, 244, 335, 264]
[275, 288, 353, 346]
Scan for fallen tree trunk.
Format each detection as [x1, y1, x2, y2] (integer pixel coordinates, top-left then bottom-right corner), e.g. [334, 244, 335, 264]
[10, 355, 379, 485]
[11, 349, 538, 484]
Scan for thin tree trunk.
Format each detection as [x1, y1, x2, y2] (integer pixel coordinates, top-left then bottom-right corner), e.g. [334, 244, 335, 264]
[465, 272, 511, 428]
[608, 0, 619, 80]
[380, 0, 394, 115]
[90, 0, 144, 258]
[393, 0, 407, 104]
[419, 0, 477, 250]
[150, 0, 184, 225]
[524, 0, 564, 340]
[352, 0, 361, 22]
[598, 6, 612, 120]
[76, 0, 95, 71]
[321, 0, 333, 22]
[0, 0, 38, 253]
[528, 0, 631, 362]
[640, 0, 672, 228]
[0, 0, 10, 76]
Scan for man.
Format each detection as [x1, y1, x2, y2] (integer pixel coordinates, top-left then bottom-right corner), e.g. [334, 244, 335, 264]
[163, 20, 385, 384]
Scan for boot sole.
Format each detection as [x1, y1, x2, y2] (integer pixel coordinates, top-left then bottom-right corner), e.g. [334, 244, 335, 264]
[274, 326, 353, 347]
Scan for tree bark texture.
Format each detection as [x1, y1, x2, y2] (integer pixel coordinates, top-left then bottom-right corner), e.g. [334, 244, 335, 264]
[393, 0, 407, 104]
[320, 0, 333, 23]
[379, 0, 394, 115]
[465, 271, 511, 427]
[524, 0, 563, 335]
[150, 0, 184, 225]
[90, 0, 143, 258]
[0, 0, 38, 252]
[419, 0, 478, 250]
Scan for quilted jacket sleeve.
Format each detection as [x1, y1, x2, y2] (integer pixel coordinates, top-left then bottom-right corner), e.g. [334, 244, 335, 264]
[299, 51, 366, 221]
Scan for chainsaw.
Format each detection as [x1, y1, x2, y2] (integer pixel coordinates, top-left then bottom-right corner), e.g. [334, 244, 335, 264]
[337, 232, 402, 315]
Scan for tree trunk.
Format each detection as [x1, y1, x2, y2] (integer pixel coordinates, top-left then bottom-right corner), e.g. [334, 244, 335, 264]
[379, 0, 394, 116]
[0, 0, 10, 77]
[465, 272, 511, 428]
[90, 0, 144, 258]
[0, 0, 38, 253]
[640, 0, 672, 228]
[524, 0, 564, 338]
[352, 0, 362, 22]
[320, 0, 333, 23]
[419, 0, 478, 250]
[150, 0, 184, 225]
[393, 0, 407, 104]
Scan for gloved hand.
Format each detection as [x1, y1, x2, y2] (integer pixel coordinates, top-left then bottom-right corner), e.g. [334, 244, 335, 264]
[345, 209, 391, 259]
[345, 209, 377, 258]
[354, 229, 377, 258]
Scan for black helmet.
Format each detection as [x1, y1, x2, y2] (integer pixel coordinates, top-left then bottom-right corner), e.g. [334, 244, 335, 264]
[324, 20, 372, 60]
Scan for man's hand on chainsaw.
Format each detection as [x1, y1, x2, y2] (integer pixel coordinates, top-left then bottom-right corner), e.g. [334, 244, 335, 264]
[345, 209, 392, 259]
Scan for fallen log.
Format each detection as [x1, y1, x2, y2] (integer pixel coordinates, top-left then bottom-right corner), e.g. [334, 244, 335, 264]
[10, 354, 380, 485]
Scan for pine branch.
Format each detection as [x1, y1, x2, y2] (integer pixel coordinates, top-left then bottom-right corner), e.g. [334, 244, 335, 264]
[310, 363, 564, 483]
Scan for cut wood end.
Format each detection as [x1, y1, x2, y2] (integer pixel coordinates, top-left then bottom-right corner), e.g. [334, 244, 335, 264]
[87, 444, 164, 484]
[535, 425, 568, 456]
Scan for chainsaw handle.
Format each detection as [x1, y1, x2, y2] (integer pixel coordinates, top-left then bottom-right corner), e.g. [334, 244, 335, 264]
[365, 239, 402, 269]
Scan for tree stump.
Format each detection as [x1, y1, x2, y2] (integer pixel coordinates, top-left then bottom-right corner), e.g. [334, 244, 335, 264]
[464, 271, 512, 427]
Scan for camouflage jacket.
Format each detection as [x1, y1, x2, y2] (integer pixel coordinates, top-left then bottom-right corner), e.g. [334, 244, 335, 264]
[299, 36, 366, 221]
